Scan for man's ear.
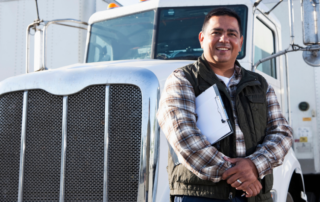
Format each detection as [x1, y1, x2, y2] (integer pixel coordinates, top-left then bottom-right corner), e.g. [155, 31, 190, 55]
[199, 31, 204, 48]
[239, 35, 244, 52]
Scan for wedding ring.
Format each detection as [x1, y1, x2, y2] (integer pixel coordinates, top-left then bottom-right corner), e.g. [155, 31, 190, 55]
[237, 179, 242, 184]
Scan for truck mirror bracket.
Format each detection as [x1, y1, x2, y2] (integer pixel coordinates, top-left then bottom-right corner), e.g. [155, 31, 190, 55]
[252, 44, 320, 72]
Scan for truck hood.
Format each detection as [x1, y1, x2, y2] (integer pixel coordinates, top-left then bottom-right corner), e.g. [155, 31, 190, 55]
[0, 59, 194, 96]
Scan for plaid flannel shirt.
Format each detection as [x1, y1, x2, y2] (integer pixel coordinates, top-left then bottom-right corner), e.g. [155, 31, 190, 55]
[157, 65, 293, 182]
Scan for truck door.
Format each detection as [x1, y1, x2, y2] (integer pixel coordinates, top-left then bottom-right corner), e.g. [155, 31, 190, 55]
[253, 11, 283, 110]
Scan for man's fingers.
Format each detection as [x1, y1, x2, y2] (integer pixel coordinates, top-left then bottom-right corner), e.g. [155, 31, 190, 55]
[242, 181, 262, 197]
[230, 177, 244, 188]
[259, 181, 262, 190]
[222, 167, 237, 180]
[245, 186, 253, 198]
[227, 174, 242, 185]
[222, 158, 259, 184]
[224, 156, 240, 164]
[253, 181, 262, 196]
[250, 184, 259, 197]
[230, 181, 238, 188]
[253, 180, 262, 192]
[236, 181, 250, 191]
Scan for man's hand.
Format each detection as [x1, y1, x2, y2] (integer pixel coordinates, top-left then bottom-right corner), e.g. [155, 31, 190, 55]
[221, 157, 262, 197]
[241, 180, 262, 198]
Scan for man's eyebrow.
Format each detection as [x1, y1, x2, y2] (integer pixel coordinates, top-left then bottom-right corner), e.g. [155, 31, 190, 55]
[212, 28, 224, 32]
[211, 28, 239, 34]
[227, 29, 239, 34]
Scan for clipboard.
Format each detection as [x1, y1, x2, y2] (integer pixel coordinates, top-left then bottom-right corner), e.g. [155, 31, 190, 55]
[195, 84, 233, 144]
[169, 84, 233, 165]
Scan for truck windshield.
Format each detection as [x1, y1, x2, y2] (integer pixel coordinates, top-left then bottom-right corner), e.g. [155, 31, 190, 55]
[86, 6, 247, 63]
[156, 6, 247, 60]
[87, 10, 155, 63]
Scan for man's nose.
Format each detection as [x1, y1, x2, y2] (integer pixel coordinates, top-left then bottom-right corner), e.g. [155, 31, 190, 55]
[219, 34, 230, 43]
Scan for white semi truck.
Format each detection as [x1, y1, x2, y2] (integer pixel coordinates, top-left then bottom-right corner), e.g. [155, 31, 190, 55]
[1, 0, 320, 201]
[263, 1, 320, 201]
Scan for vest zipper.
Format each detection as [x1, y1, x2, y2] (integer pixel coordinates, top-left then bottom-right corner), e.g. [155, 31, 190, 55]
[229, 192, 233, 201]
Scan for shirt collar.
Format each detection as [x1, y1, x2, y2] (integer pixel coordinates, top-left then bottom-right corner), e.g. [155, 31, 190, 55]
[216, 64, 242, 88]
[234, 64, 242, 80]
[198, 55, 242, 90]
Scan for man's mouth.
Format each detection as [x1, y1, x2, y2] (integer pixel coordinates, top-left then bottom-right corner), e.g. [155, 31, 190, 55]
[216, 47, 230, 51]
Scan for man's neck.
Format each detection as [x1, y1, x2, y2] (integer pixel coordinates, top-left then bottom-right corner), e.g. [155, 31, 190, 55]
[207, 61, 235, 78]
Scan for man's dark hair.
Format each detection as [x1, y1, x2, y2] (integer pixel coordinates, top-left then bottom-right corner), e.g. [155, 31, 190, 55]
[202, 7, 242, 36]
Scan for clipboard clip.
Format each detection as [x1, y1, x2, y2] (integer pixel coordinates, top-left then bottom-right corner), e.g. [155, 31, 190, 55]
[215, 97, 226, 123]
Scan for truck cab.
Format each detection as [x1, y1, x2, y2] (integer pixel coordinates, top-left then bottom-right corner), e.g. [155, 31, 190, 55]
[0, 0, 306, 202]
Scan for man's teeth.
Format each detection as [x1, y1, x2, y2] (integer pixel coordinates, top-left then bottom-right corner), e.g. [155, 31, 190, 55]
[217, 48, 229, 50]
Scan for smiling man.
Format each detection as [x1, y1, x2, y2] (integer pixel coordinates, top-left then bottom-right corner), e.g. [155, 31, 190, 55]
[157, 8, 293, 202]
[200, 14, 243, 78]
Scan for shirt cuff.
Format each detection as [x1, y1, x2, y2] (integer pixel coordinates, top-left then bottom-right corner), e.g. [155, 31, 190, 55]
[210, 156, 232, 183]
[247, 153, 272, 179]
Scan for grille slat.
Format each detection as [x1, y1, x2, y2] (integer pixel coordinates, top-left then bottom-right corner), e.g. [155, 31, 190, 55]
[23, 90, 63, 201]
[108, 85, 142, 202]
[0, 84, 143, 202]
[65, 85, 105, 201]
[0, 92, 23, 202]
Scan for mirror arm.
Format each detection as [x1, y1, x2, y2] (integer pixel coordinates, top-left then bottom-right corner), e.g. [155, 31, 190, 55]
[253, 0, 262, 8]
[288, 0, 295, 44]
[52, 22, 88, 30]
[42, 19, 88, 70]
[264, 0, 283, 15]
[251, 44, 320, 71]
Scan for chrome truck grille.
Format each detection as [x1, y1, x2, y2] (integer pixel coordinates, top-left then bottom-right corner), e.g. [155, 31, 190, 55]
[0, 84, 143, 202]
[24, 90, 63, 201]
[0, 92, 24, 202]
[108, 85, 142, 202]
[65, 85, 105, 201]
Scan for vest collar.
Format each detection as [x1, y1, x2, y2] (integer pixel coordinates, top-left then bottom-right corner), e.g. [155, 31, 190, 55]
[197, 55, 230, 99]
[197, 55, 259, 91]
[197, 54, 221, 86]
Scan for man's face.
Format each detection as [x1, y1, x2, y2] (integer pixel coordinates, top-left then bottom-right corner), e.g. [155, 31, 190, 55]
[199, 15, 243, 67]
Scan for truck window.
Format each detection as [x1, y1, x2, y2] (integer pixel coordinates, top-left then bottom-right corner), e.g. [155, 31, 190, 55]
[155, 6, 248, 60]
[87, 10, 155, 63]
[254, 18, 277, 78]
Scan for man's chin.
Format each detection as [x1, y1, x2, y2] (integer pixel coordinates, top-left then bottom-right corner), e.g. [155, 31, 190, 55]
[212, 58, 231, 63]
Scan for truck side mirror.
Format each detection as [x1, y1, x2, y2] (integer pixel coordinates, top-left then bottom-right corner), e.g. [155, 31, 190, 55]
[302, 0, 320, 45]
[302, 0, 320, 66]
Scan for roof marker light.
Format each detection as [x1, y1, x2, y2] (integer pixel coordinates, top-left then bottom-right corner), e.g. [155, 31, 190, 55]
[107, 3, 119, 9]
[140, 0, 148, 2]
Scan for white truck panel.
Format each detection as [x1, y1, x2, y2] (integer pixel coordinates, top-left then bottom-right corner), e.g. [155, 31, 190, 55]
[0, 0, 308, 201]
[0, 0, 97, 81]
[265, 0, 320, 174]
[0, 0, 36, 80]
[273, 148, 302, 202]
[155, 130, 170, 202]
[314, 68, 320, 172]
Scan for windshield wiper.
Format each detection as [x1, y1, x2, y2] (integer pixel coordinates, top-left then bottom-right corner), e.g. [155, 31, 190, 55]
[166, 55, 198, 60]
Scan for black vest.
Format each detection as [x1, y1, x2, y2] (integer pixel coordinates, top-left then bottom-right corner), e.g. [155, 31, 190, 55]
[167, 56, 273, 202]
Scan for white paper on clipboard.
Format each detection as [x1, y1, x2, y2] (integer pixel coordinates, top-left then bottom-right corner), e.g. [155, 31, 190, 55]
[196, 84, 233, 144]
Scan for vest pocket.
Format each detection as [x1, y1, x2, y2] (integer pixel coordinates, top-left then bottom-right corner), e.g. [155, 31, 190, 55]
[246, 94, 265, 104]
[175, 165, 218, 186]
[245, 94, 267, 144]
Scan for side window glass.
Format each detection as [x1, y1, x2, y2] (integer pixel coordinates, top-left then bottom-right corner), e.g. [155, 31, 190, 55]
[254, 18, 277, 79]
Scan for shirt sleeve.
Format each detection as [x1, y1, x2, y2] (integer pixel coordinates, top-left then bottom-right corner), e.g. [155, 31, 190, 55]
[156, 69, 232, 183]
[247, 84, 293, 179]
